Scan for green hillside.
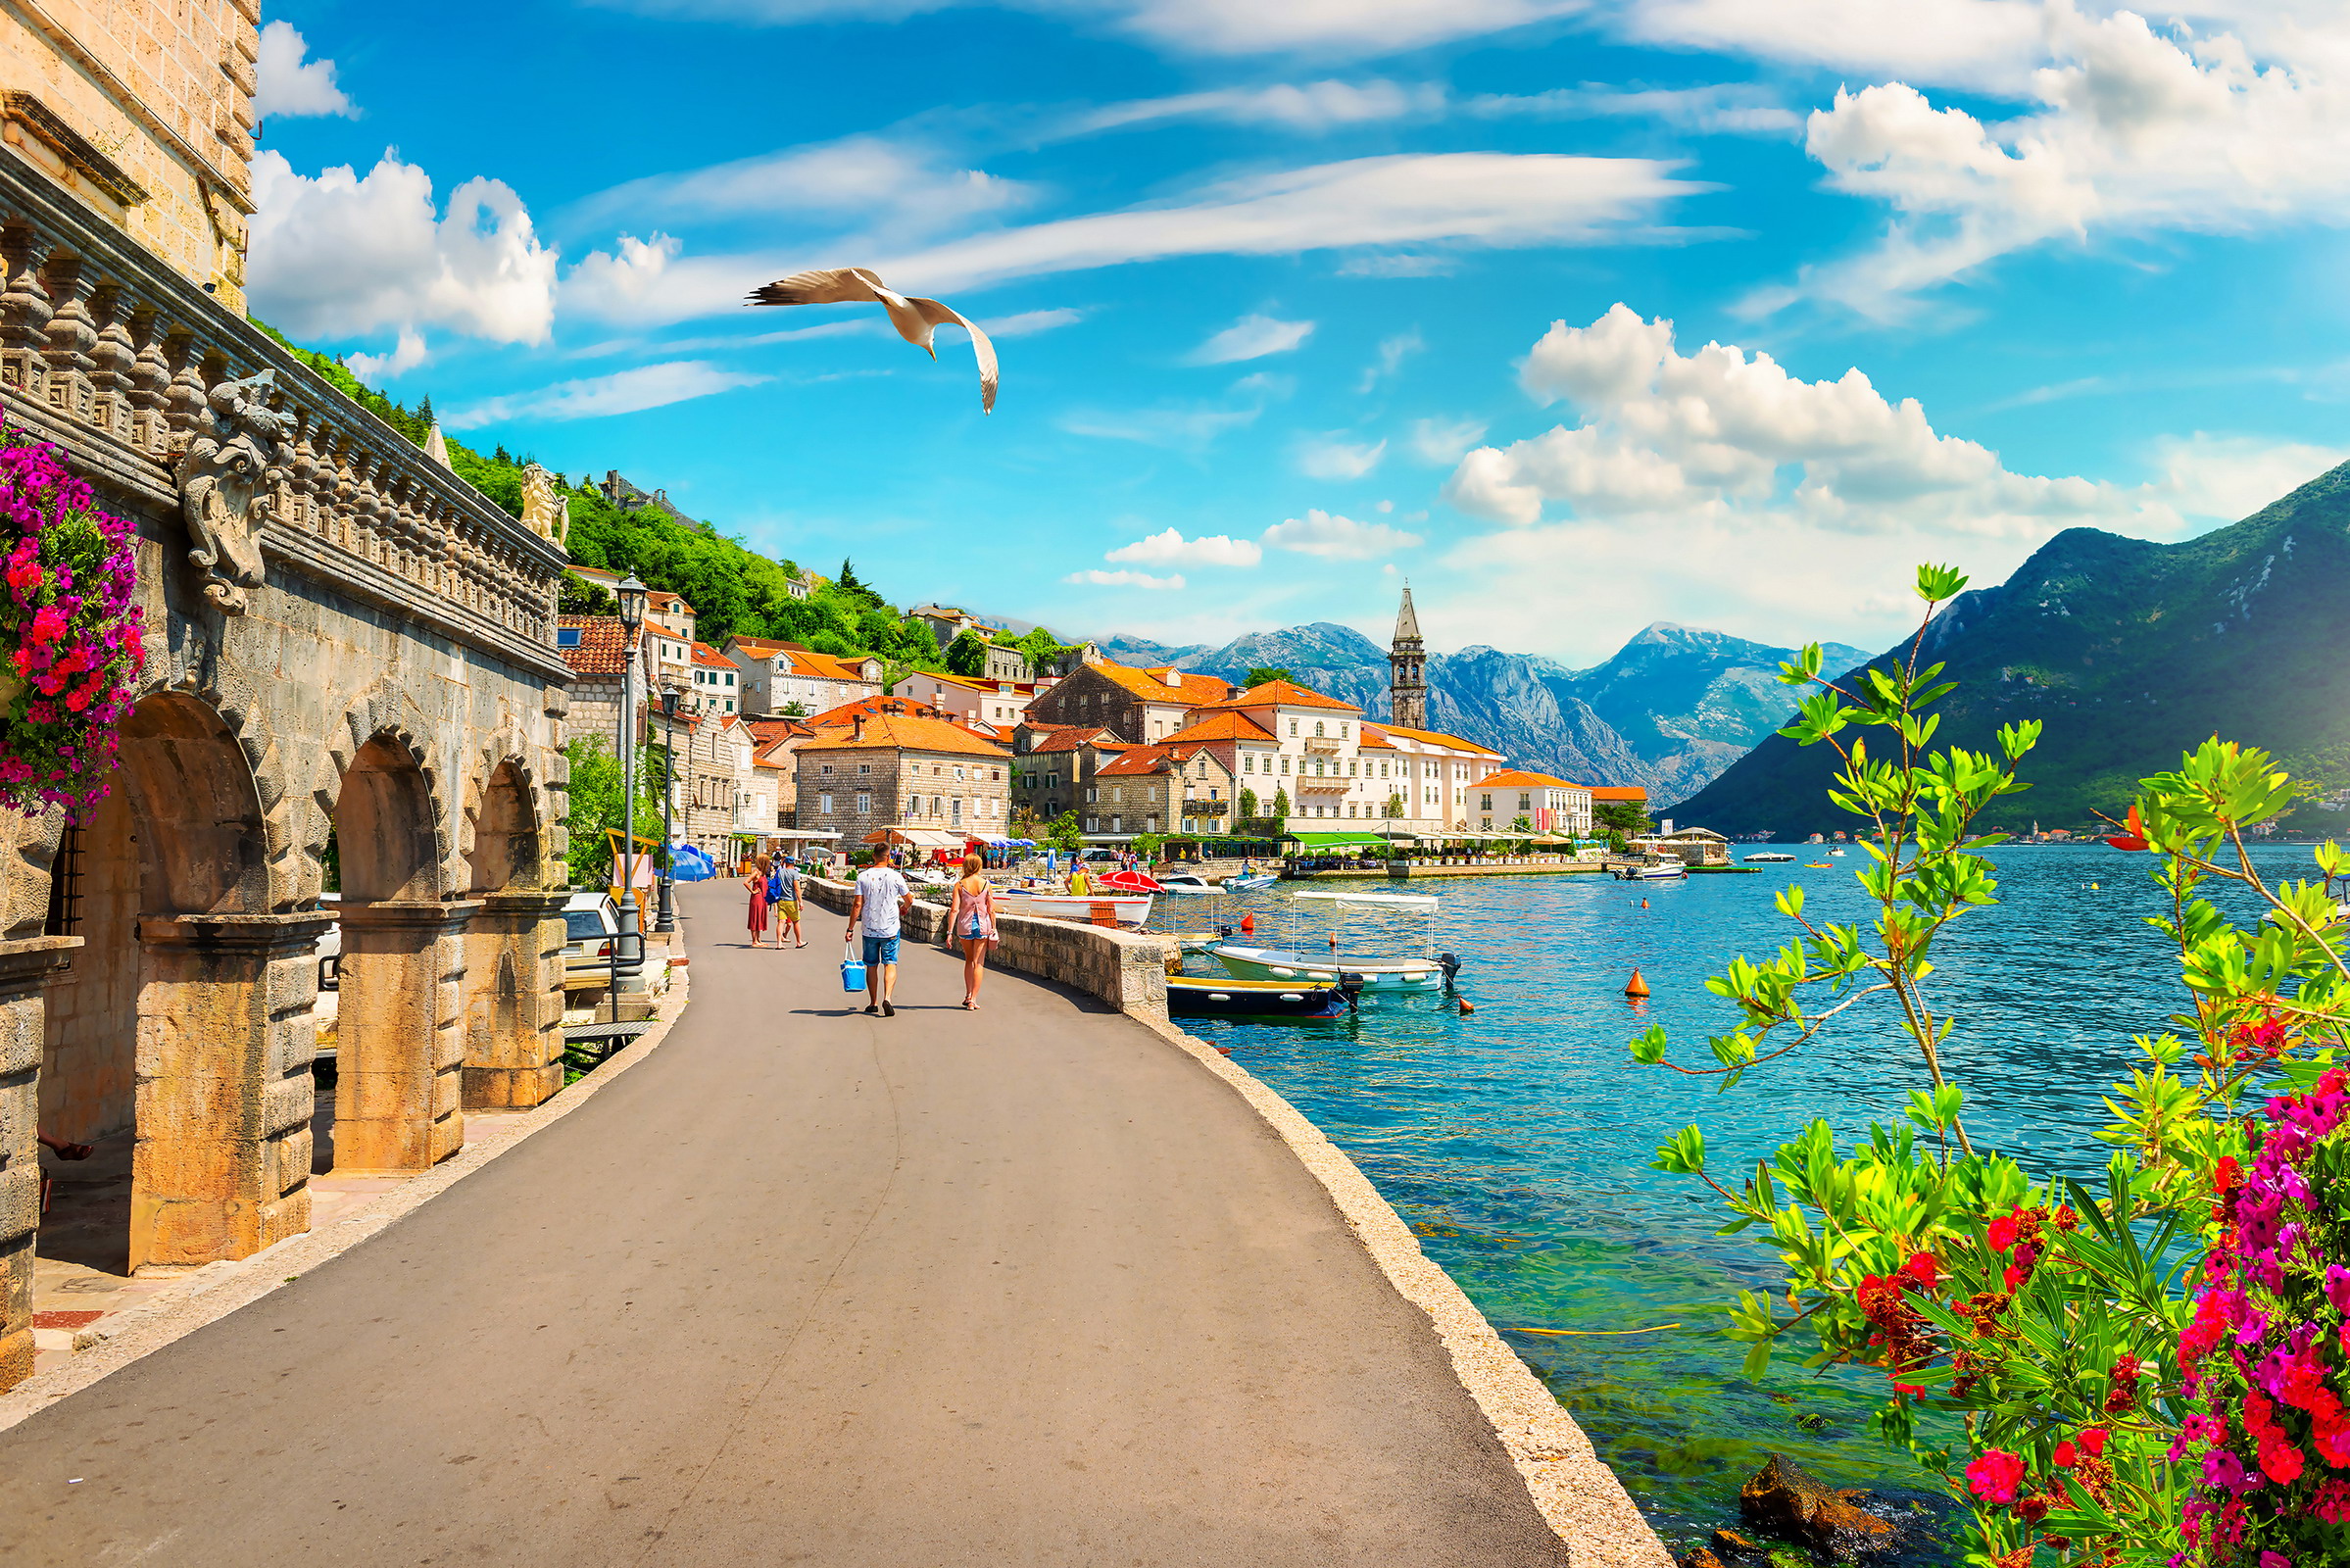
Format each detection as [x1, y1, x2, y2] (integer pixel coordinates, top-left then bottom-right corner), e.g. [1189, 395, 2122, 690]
[1674, 461, 2350, 835]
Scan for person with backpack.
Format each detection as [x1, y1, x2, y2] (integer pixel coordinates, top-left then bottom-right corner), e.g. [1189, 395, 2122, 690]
[769, 856, 805, 949]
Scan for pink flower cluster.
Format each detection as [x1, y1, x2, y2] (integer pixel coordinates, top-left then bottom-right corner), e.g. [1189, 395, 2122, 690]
[2176, 1067, 2350, 1563]
[0, 421, 145, 818]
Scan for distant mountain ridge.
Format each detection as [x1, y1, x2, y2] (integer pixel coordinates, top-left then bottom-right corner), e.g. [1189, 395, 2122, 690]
[1675, 459, 2350, 833]
[1090, 619, 1868, 805]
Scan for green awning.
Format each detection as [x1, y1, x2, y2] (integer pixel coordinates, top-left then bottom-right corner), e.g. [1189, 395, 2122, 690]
[1284, 832, 1395, 849]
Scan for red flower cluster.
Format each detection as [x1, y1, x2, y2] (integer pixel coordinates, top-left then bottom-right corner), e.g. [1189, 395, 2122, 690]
[1856, 1252, 1940, 1396]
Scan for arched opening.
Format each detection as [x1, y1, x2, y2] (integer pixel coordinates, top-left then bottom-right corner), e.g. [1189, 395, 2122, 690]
[460, 762, 565, 1109]
[36, 693, 296, 1283]
[330, 736, 467, 1174]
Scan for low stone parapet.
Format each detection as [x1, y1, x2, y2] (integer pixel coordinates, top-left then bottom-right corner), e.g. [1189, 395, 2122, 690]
[801, 875, 1173, 1019]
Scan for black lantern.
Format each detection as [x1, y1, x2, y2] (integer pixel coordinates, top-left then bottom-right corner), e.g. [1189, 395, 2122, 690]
[615, 573, 648, 637]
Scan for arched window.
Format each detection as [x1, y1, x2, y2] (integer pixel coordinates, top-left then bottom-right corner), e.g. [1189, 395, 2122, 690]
[1314, 721, 1324, 737]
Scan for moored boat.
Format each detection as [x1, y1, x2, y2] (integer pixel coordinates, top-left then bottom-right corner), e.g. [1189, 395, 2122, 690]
[1202, 944, 1447, 993]
[1222, 872, 1277, 892]
[1153, 872, 1216, 894]
[1167, 974, 1350, 1018]
[1744, 852, 1796, 862]
[994, 889, 1154, 925]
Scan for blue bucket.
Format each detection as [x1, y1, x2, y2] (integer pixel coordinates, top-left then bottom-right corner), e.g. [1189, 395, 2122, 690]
[841, 956, 867, 993]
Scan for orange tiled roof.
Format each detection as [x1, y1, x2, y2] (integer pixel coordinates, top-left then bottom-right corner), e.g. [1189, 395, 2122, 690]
[1589, 785, 1649, 803]
[1356, 724, 1397, 750]
[725, 636, 797, 659]
[1199, 678, 1359, 713]
[1473, 769, 1581, 791]
[690, 641, 735, 670]
[558, 615, 633, 677]
[1093, 661, 1233, 707]
[1161, 710, 1276, 746]
[1375, 722, 1500, 755]
[1025, 725, 1127, 755]
[795, 711, 1011, 760]
[786, 648, 882, 682]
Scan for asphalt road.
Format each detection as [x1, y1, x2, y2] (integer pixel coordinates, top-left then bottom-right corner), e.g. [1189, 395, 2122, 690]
[0, 878, 1571, 1566]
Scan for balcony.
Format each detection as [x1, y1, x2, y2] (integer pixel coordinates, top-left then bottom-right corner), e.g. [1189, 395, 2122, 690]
[1293, 776, 1351, 794]
[1182, 797, 1229, 815]
[0, 148, 566, 673]
[1301, 737, 1343, 755]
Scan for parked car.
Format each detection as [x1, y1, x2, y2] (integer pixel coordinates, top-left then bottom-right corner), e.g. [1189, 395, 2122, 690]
[562, 892, 627, 992]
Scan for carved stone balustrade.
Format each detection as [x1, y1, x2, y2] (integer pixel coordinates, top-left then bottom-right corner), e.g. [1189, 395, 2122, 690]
[0, 146, 567, 679]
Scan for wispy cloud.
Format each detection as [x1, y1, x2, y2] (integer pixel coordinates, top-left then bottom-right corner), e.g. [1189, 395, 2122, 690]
[1296, 433, 1387, 479]
[1261, 510, 1423, 559]
[1079, 79, 1444, 135]
[1357, 327, 1422, 392]
[1065, 567, 1186, 590]
[1185, 313, 1314, 365]
[445, 361, 769, 430]
[1409, 416, 1487, 464]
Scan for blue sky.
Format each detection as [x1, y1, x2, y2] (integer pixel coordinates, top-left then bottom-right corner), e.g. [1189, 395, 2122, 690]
[251, 0, 2350, 663]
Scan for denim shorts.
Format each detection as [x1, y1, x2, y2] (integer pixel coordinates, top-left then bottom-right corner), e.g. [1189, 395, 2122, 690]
[860, 933, 901, 966]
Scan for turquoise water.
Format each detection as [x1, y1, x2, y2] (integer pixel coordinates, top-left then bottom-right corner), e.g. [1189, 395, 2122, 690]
[1164, 846, 2328, 1552]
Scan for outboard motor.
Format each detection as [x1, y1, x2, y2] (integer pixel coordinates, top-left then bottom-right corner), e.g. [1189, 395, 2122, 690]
[1216, 922, 1234, 940]
[1337, 972, 1368, 1011]
[1438, 952, 1462, 990]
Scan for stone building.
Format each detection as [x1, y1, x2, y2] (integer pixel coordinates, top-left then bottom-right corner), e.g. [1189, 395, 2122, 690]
[1389, 582, 1427, 731]
[1009, 724, 1128, 827]
[721, 635, 883, 716]
[679, 711, 754, 857]
[555, 614, 649, 751]
[1088, 743, 1238, 838]
[796, 710, 1011, 846]
[0, 35, 572, 1395]
[684, 640, 741, 719]
[896, 669, 1039, 731]
[1020, 659, 1231, 744]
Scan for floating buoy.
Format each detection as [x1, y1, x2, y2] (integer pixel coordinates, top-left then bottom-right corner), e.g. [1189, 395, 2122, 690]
[1625, 968, 1651, 999]
[1328, 933, 1339, 951]
[1458, 999, 1475, 1015]
[1640, 898, 1649, 908]
[1240, 913, 1255, 934]
[2089, 882, 2099, 890]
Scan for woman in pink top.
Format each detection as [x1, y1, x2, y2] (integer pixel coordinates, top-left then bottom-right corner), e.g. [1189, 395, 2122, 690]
[949, 853, 999, 1010]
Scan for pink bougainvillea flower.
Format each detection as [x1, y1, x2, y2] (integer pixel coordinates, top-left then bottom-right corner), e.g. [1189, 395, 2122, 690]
[1966, 1449, 2027, 1504]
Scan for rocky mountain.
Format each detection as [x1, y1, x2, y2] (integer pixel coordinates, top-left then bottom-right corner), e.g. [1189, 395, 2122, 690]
[1675, 459, 2350, 835]
[1090, 619, 1867, 806]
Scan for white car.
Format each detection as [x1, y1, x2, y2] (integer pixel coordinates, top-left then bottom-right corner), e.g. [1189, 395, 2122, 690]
[561, 892, 627, 991]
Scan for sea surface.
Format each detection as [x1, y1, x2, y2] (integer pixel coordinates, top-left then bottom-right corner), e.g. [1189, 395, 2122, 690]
[1154, 844, 2331, 1554]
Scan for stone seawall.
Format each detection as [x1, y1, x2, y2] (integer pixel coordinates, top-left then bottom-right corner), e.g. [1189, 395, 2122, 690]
[801, 876, 1174, 1019]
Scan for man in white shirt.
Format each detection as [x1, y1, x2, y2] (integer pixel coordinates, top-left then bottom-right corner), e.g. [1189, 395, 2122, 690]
[846, 847, 913, 1016]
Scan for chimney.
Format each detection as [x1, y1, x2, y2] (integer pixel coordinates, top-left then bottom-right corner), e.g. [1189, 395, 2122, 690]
[852, 714, 866, 744]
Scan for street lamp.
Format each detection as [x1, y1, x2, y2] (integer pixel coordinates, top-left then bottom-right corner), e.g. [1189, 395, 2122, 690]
[612, 573, 647, 1020]
[656, 686, 680, 934]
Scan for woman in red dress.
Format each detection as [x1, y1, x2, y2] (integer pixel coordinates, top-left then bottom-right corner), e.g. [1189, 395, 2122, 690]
[743, 853, 772, 947]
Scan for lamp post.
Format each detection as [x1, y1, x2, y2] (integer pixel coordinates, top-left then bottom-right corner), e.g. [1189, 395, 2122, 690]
[612, 573, 648, 1020]
[656, 686, 679, 934]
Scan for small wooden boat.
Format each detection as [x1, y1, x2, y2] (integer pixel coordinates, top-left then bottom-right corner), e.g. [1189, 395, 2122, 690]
[1167, 974, 1350, 1018]
[994, 888, 1154, 925]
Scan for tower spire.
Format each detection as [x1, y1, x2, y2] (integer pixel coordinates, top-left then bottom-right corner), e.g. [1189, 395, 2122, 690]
[1389, 580, 1427, 730]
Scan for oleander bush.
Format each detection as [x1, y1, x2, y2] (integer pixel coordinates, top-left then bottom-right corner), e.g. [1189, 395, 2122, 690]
[1631, 564, 2350, 1567]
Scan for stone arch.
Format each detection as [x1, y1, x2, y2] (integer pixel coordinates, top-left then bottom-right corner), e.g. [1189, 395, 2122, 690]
[457, 742, 568, 1111]
[305, 683, 458, 904]
[459, 730, 551, 895]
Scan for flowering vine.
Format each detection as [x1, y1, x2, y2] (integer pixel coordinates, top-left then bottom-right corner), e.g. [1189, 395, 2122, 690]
[0, 419, 146, 817]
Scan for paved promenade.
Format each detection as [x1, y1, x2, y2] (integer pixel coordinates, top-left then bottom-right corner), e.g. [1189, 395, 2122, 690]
[0, 878, 1571, 1565]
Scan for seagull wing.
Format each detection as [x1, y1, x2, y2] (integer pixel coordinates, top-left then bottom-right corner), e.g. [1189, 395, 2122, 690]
[906, 295, 1000, 416]
[745, 267, 886, 308]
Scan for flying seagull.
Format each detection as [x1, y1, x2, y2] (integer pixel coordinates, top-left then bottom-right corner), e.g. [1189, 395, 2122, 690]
[747, 267, 999, 414]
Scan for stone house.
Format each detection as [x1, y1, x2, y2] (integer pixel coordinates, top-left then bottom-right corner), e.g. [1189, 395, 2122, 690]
[1589, 784, 1651, 828]
[685, 640, 742, 719]
[797, 711, 1012, 846]
[744, 717, 815, 829]
[680, 712, 756, 856]
[1469, 770, 1594, 836]
[556, 615, 650, 753]
[896, 669, 1040, 730]
[1151, 711, 1283, 825]
[1020, 659, 1232, 745]
[1088, 744, 1239, 837]
[910, 604, 980, 648]
[722, 635, 884, 716]
[571, 565, 696, 690]
[0, 15, 574, 1395]
[1009, 724, 1129, 828]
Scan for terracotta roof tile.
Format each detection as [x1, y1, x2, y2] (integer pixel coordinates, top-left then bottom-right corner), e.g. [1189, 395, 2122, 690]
[795, 711, 1012, 760]
[1199, 678, 1360, 713]
[690, 641, 736, 670]
[558, 615, 632, 677]
[1588, 785, 1648, 803]
[1374, 722, 1501, 755]
[1472, 769, 1582, 790]
[1092, 661, 1233, 707]
[1161, 710, 1276, 745]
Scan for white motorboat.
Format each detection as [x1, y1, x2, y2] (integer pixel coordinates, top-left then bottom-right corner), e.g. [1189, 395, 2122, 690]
[1625, 861, 1687, 880]
[1205, 889, 1454, 993]
[1744, 852, 1796, 862]
[1222, 872, 1277, 892]
[993, 888, 1153, 926]
[1154, 872, 1217, 894]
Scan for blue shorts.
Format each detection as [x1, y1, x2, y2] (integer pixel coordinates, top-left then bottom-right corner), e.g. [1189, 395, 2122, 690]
[860, 934, 901, 966]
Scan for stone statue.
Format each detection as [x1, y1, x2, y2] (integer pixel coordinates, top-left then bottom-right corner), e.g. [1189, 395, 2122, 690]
[520, 463, 566, 545]
[173, 368, 288, 614]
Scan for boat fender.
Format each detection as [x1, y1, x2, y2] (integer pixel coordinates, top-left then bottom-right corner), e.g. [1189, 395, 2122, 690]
[1625, 968, 1651, 999]
[1457, 998, 1474, 1014]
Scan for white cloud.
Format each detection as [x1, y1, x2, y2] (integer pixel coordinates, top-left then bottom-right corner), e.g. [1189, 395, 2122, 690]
[1465, 81, 1800, 135]
[1081, 79, 1444, 133]
[596, 0, 1583, 57]
[877, 153, 1697, 293]
[1772, 7, 2350, 316]
[248, 151, 557, 345]
[982, 307, 1086, 336]
[1106, 527, 1266, 566]
[1297, 433, 1389, 478]
[255, 21, 356, 120]
[346, 329, 428, 380]
[1615, 0, 2048, 94]
[1357, 327, 1423, 391]
[1262, 509, 1424, 558]
[444, 362, 769, 430]
[1066, 568, 1187, 589]
[1061, 372, 1283, 448]
[1186, 313, 1315, 365]
[1432, 302, 2337, 655]
[1410, 416, 1488, 464]
[578, 135, 1032, 246]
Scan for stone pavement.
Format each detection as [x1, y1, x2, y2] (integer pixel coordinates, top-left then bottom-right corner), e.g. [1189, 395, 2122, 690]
[0, 878, 1572, 1566]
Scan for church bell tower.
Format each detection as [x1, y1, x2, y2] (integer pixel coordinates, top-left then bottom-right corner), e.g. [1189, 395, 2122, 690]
[1389, 582, 1427, 730]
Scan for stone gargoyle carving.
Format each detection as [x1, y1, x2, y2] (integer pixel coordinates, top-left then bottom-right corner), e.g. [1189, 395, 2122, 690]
[174, 368, 288, 614]
[520, 463, 567, 545]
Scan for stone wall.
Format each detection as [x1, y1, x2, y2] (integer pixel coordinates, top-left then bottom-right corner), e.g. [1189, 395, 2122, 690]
[800, 875, 1171, 1019]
